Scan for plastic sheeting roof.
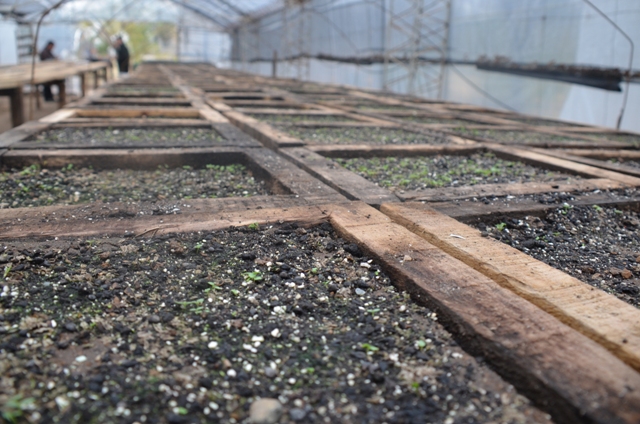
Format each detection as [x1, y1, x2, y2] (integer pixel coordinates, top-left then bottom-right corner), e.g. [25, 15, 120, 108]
[0, 0, 279, 29]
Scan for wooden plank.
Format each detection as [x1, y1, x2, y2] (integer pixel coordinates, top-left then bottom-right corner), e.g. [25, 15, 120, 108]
[287, 121, 396, 128]
[329, 202, 640, 424]
[236, 108, 335, 115]
[554, 149, 640, 159]
[381, 201, 640, 373]
[429, 194, 640, 221]
[39, 108, 77, 123]
[0, 120, 49, 148]
[307, 144, 481, 158]
[1, 147, 247, 170]
[0, 203, 332, 240]
[533, 148, 640, 178]
[279, 147, 399, 206]
[489, 144, 640, 186]
[8, 87, 24, 127]
[91, 97, 192, 106]
[74, 108, 201, 118]
[222, 110, 303, 149]
[399, 178, 625, 202]
[51, 118, 209, 128]
[243, 148, 345, 201]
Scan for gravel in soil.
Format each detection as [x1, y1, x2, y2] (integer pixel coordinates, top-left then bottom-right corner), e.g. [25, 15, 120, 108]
[0, 164, 268, 209]
[0, 223, 551, 423]
[25, 128, 223, 147]
[336, 152, 580, 191]
[451, 128, 584, 145]
[275, 126, 449, 145]
[475, 204, 640, 308]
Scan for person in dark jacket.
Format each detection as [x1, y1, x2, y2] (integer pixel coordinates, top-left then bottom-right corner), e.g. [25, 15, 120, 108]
[114, 37, 130, 74]
[39, 41, 56, 101]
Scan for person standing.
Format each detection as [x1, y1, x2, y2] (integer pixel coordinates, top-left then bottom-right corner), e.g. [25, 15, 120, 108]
[39, 41, 56, 101]
[114, 37, 130, 74]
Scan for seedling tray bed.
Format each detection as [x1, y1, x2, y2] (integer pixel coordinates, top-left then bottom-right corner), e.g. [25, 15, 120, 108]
[18, 127, 225, 149]
[450, 128, 597, 147]
[475, 204, 640, 308]
[275, 126, 449, 145]
[336, 152, 581, 193]
[0, 163, 268, 209]
[0, 224, 549, 423]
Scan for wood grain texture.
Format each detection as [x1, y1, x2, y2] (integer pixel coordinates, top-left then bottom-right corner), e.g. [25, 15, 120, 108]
[381, 202, 640, 373]
[330, 202, 640, 424]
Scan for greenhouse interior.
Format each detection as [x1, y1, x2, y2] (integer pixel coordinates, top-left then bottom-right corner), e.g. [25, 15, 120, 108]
[1, 1, 640, 423]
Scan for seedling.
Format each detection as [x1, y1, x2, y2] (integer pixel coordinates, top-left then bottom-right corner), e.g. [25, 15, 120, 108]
[205, 282, 222, 293]
[415, 340, 427, 350]
[593, 205, 603, 212]
[495, 222, 507, 231]
[3, 264, 12, 278]
[361, 343, 379, 353]
[1, 395, 34, 423]
[247, 223, 259, 231]
[243, 271, 263, 282]
[194, 242, 204, 253]
[230, 289, 240, 297]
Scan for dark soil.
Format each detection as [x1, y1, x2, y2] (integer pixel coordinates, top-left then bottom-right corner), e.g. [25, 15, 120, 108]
[476, 205, 640, 308]
[336, 152, 580, 191]
[275, 126, 449, 145]
[0, 223, 551, 423]
[25, 128, 223, 147]
[451, 128, 584, 145]
[0, 164, 267, 209]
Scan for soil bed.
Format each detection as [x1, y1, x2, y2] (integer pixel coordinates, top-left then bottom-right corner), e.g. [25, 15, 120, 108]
[25, 128, 223, 147]
[0, 164, 267, 209]
[475, 204, 640, 308]
[451, 128, 584, 145]
[336, 152, 580, 191]
[0, 223, 550, 423]
[275, 126, 449, 145]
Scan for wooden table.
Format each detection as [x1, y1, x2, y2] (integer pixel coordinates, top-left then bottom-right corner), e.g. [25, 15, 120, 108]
[0, 60, 111, 128]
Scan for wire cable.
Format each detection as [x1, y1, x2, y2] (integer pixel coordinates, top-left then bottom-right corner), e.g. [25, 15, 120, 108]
[449, 64, 517, 112]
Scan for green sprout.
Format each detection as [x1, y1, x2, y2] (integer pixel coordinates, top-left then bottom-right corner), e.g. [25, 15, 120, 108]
[205, 282, 222, 293]
[194, 242, 204, 253]
[1, 395, 35, 423]
[3, 264, 12, 279]
[495, 222, 507, 231]
[361, 343, 379, 353]
[243, 271, 263, 283]
[247, 223, 259, 231]
[593, 205, 603, 212]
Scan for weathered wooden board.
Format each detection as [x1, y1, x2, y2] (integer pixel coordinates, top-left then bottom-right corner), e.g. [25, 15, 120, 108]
[329, 202, 640, 424]
[399, 178, 625, 202]
[279, 147, 400, 206]
[381, 202, 640, 372]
